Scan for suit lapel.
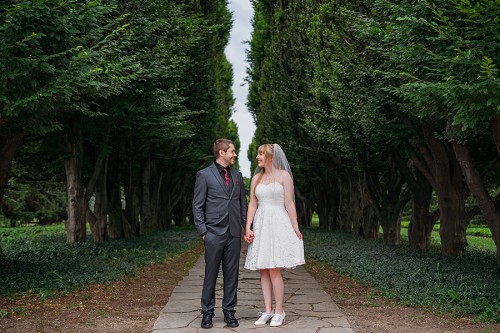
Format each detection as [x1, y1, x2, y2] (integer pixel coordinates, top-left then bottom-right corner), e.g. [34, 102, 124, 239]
[210, 164, 230, 196]
[229, 169, 238, 198]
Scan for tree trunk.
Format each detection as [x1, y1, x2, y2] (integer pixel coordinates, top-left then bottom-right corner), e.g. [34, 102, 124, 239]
[492, 115, 500, 156]
[380, 210, 401, 245]
[140, 157, 152, 234]
[451, 126, 500, 266]
[397, 153, 435, 250]
[411, 122, 469, 256]
[311, 165, 340, 230]
[155, 174, 170, 231]
[359, 173, 379, 240]
[89, 187, 107, 243]
[377, 190, 406, 246]
[315, 187, 339, 230]
[337, 172, 363, 234]
[171, 189, 189, 227]
[348, 172, 365, 232]
[123, 162, 140, 237]
[151, 169, 163, 231]
[438, 187, 468, 256]
[64, 128, 87, 243]
[164, 175, 193, 229]
[361, 203, 379, 240]
[426, 133, 468, 256]
[408, 179, 434, 250]
[297, 201, 313, 227]
[364, 164, 406, 244]
[0, 130, 25, 207]
[86, 155, 108, 243]
[295, 187, 312, 226]
[172, 202, 187, 226]
[107, 152, 124, 239]
[108, 183, 124, 239]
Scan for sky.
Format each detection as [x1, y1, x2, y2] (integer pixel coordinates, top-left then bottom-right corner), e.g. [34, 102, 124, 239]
[225, 0, 255, 178]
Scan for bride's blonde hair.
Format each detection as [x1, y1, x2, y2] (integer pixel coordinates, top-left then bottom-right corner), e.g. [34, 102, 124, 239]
[255, 144, 274, 186]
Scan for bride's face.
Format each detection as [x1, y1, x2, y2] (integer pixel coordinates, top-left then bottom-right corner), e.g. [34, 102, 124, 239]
[256, 150, 266, 168]
[256, 146, 272, 169]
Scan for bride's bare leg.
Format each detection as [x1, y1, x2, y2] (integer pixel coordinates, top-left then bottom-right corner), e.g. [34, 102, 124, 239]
[260, 269, 273, 313]
[269, 268, 284, 313]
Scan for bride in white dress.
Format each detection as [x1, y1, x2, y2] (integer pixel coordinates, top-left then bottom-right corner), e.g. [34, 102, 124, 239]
[244, 143, 305, 327]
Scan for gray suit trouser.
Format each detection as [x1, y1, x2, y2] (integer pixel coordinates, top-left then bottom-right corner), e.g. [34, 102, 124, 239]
[201, 229, 241, 314]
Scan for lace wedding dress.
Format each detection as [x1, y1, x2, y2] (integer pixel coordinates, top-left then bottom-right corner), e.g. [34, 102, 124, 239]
[244, 182, 305, 270]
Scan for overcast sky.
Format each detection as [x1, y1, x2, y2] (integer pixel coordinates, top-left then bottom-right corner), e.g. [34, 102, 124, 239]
[225, 0, 255, 178]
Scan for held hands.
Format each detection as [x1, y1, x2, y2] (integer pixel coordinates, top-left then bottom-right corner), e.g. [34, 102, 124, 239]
[244, 230, 254, 244]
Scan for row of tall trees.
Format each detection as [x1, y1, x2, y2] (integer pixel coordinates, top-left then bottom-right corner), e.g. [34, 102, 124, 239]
[247, 0, 500, 265]
[0, 0, 238, 251]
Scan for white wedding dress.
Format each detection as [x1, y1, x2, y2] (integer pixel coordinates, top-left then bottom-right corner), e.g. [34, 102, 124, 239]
[244, 182, 305, 270]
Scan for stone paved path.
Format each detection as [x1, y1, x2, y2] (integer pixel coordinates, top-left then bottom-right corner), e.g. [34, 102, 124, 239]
[153, 244, 355, 332]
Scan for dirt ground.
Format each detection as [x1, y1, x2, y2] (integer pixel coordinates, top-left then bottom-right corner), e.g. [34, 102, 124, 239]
[1, 245, 499, 333]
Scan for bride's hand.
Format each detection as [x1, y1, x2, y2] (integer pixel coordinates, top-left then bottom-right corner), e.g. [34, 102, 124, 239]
[244, 230, 254, 243]
[295, 229, 303, 240]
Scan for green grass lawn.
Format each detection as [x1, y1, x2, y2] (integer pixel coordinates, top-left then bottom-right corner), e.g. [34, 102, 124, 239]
[399, 227, 496, 253]
[312, 216, 495, 252]
[303, 227, 500, 323]
[0, 224, 198, 301]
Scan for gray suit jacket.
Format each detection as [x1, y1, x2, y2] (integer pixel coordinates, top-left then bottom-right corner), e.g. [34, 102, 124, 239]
[192, 163, 247, 237]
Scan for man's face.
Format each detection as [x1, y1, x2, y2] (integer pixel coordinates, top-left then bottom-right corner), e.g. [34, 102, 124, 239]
[222, 143, 237, 166]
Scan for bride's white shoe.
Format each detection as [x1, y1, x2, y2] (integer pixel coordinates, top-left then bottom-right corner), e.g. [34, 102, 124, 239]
[270, 311, 285, 327]
[254, 311, 274, 325]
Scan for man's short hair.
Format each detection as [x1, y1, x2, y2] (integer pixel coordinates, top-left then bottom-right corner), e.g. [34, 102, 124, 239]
[213, 139, 234, 159]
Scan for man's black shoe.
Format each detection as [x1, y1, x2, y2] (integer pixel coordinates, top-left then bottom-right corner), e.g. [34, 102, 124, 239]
[223, 311, 239, 328]
[201, 312, 214, 329]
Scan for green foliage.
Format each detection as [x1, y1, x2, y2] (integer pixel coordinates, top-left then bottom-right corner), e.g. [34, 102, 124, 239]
[0, 0, 136, 120]
[1, 178, 66, 227]
[247, 138, 258, 174]
[0, 225, 197, 298]
[248, 0, 499, 258]
[304, 228, 500, 322]
[227, 119, 241, 170]
[383, 0, 500, 130]
[0, 0, 237, 240]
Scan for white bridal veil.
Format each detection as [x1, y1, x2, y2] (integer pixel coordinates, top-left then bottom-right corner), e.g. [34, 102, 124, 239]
[253, 144, 294, 202]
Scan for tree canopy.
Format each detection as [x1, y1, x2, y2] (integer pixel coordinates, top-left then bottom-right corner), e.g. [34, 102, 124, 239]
[247, 0, 500, 265]
[0, 0, 237, 245]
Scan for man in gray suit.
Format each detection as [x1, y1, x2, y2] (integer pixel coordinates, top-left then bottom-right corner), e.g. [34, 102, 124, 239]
[192, 138, 247, 329]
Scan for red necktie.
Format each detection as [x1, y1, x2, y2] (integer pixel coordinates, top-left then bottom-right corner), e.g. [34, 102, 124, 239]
[224, 168, 230, 186]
